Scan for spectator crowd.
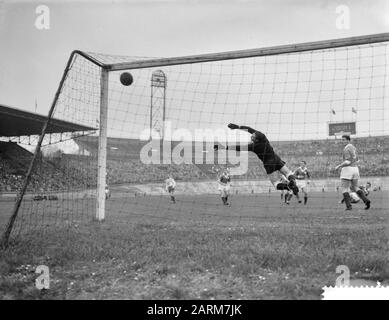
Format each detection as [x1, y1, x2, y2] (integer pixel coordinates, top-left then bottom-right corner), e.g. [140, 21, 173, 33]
[1, 135, 388, 192]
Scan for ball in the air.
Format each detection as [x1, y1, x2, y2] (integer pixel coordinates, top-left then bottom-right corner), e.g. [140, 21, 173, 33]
[120, 72, 133, 86]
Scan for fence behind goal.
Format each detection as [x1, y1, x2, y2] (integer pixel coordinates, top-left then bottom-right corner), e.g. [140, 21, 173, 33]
[1, 33, 389, 246]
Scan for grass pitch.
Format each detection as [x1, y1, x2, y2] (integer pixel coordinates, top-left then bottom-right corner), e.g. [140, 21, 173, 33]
[0, 190, 388, 299]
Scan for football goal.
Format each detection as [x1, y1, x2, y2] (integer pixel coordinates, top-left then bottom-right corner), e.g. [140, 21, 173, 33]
[1, 33, 389, 247]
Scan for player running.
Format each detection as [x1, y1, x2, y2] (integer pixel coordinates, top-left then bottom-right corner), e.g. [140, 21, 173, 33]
[278, 174, 294, 205]
[105, 185, 111, 200]
[339, 182, 371, 205]
[360, 182, 372, 197]
[335, 134, 370, 210]
[165, 176, 176, 203]
[218, 169, 231, 205]
[294, 160, 310, 205]
[214, 124, 300, 199]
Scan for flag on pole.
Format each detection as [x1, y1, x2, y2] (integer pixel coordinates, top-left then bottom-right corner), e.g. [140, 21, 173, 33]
[331, 108, 336, 115]
[352, 107, 357, 114]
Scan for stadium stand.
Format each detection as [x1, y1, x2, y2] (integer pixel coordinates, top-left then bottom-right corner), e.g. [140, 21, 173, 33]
[0, 104, 96, 193]
[1, 134, 388, 193]
[71, 135, 389, 183]
[0, 141, 90, 192]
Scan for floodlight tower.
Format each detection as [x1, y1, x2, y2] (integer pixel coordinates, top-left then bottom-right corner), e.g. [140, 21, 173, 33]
[150, 70, 167, 139]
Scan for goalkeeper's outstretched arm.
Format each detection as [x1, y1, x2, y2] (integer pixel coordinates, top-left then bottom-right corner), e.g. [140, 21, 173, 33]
[228, 123, 256, 134]
[214, 143, 253, 152]
[214, 123, 256, 151]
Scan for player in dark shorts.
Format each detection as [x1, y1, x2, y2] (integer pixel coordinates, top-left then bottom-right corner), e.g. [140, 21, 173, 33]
[214, 123, 300, 197]
[339, 182, 371, 205]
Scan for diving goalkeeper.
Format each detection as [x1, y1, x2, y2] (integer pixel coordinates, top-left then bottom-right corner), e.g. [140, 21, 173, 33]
[214, 123, 300, 197]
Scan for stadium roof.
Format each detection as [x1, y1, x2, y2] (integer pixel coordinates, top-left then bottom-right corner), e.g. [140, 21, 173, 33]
[0, 104, 96, 137]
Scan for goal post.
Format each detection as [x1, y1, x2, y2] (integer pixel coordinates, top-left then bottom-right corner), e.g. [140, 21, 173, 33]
[96, 68, 109, 221]
[1, 32, 389, 246]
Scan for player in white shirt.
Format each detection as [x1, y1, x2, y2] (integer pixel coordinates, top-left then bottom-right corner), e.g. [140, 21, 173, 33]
[165, 176, 176, 203]
[218, 169, 231, 205]
[335, 134, 370, 210]
[105, 185, 111, 200]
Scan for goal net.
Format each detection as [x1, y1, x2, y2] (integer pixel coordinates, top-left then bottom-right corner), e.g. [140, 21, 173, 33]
[2, 33, 389, 246]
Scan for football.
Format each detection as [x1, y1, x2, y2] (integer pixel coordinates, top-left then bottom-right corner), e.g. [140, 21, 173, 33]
[120, 72, 133, 86]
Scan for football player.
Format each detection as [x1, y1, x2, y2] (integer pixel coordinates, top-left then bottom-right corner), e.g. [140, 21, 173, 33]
[294, 161, 310, 205]
[214, 124, 300, 201]
[218, 169, 231, 205]
[165, 176, 176, 203]
[335, 134, 370, 210]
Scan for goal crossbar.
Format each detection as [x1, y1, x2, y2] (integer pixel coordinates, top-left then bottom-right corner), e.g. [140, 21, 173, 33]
[76, 32, 389, 71]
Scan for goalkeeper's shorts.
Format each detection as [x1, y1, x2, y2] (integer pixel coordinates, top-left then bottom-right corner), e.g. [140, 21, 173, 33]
[263, 154, 286, 175]
[340, 166, 360, 180]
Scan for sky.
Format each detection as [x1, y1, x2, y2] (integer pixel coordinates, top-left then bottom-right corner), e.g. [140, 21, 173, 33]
[0, 0, 389, 141]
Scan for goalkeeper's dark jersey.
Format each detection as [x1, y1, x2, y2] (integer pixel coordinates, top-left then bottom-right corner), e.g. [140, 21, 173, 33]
[227, 127, 285, 174]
